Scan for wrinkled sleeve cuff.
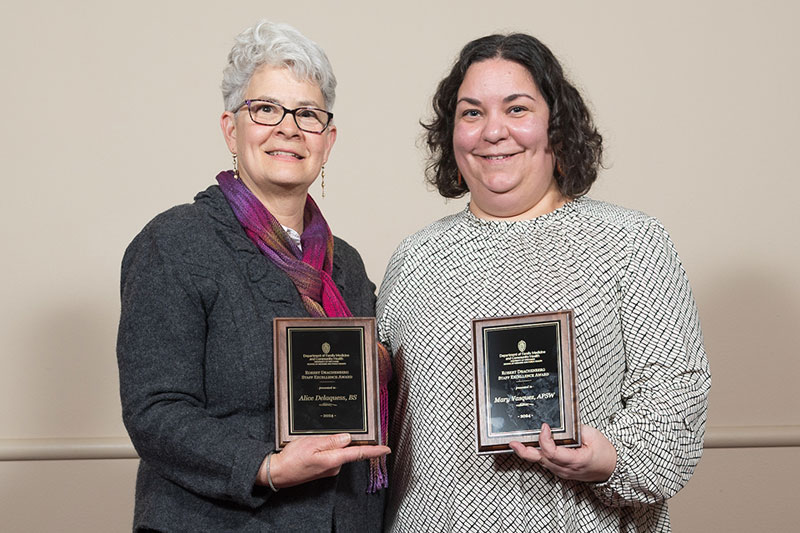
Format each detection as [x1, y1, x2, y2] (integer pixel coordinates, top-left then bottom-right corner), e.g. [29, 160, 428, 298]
[228, 439, 274, 508]
[590, 430, 629, 507]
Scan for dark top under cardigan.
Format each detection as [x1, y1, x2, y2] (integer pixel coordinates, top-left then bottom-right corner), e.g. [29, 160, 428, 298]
[117, 184, 384, 532]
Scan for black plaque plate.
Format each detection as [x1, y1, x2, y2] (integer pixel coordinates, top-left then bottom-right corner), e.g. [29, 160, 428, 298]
[472, 310, 580, 454]
[273, 317, 379, 449]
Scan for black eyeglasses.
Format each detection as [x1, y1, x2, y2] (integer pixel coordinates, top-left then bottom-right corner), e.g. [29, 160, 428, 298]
[236, 99, 334, 133]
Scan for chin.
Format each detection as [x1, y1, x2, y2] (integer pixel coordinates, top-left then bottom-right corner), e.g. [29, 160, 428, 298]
[478, 175, 525, 193]
[474, 182, 526, 200]
[263, 173, 315, 189]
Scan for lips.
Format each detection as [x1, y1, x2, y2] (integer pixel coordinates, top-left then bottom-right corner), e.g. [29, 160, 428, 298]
[266, 150, 304, 160]
[479, 153, 519, 160]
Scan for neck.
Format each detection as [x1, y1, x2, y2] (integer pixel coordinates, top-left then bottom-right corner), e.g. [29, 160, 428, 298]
[240, 176, 307, 233]
[469, 179, 568, 221]
[262, 194, 306, 233]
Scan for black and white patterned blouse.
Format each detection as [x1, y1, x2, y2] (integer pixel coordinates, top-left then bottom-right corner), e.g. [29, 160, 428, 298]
[377, 197, 710, 532]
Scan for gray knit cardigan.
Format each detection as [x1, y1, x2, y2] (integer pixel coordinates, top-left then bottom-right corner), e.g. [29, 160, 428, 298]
[117, 185, 384, 532]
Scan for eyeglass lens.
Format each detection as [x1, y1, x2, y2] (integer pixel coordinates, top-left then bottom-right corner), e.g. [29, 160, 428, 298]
[248, 101, 329, 132]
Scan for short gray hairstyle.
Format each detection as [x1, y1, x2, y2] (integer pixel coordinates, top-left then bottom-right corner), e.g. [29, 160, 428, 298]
[221, 20, 337, 112]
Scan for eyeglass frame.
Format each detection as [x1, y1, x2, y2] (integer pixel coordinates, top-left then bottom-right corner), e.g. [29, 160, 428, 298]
[235, 99, 334, 133]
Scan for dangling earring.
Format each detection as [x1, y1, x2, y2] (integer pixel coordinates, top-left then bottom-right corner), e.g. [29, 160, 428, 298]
[232, 153, 239, 179]
[321, 166, 326, 198]
[457, 170, 462, 186]
[555, 158, 564, 177]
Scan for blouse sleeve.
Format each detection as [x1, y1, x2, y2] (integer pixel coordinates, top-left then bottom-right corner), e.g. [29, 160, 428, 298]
[376, 239, 410, 352]
[592, 218, 711, 506]
[116, 227, 273, 508]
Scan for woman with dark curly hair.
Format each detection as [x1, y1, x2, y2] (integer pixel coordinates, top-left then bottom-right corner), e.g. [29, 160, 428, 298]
[377, 33, 709, 531]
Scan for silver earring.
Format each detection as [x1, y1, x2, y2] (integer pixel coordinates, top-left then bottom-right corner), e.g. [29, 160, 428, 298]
[321, 166, 326, 198]
[232, 153, 239, 179]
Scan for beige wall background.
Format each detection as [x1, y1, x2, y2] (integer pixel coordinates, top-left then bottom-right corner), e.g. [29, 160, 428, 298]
[1, 0, 798, 531]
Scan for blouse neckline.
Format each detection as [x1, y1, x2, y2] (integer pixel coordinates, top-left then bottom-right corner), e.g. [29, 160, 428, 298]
[459, 196, 583, 233]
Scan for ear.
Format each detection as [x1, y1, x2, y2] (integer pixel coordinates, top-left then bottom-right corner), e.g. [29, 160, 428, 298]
[321, 123, 337, 165]
[220, 111, 238, 153]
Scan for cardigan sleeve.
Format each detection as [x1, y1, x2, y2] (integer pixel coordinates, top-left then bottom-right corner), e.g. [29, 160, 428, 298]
[591, 218, 711, 506]
[333, 236, 377, 318]
[117, 225, 274, 509]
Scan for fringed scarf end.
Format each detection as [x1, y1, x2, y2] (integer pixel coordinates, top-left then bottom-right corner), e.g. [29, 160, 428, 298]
[367, 456, 389, 493]
[367, 343, 393, 493]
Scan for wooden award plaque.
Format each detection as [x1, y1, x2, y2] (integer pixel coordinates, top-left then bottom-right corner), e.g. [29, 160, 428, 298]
[273, 317, 380, 450]
[472, 310, 581, 454]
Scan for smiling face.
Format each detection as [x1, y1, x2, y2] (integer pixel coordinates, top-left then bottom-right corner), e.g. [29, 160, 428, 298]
[221, 65, 336, 205]
[453, 58, 564, 220]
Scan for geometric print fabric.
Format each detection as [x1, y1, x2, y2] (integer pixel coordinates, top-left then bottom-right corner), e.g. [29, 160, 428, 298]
[377, 198, 710, 532]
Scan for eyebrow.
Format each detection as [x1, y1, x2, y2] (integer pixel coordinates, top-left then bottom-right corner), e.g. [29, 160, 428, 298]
[457, 96, 482, 106]
[251, 96, 324, 108]
[504, 93, 536, 103]
[456, 93, 537, 106]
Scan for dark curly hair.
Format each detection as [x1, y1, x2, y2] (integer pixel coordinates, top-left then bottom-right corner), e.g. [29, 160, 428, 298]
[423, 33, 603, 199]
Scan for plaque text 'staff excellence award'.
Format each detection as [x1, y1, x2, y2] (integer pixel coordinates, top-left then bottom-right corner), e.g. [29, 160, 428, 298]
[273, 317, 380, 449]
[472, 310, 581, 454]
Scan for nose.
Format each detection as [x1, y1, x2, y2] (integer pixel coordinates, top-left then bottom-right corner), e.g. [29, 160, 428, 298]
[482, 111, 509, 144]
[275, 110, 301, 137]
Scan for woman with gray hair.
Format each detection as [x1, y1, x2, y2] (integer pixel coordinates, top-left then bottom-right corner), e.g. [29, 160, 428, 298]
[117, 20, 388, 532]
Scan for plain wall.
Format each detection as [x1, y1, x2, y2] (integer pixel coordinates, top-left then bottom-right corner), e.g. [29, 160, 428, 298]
[1, 0, 798, 530]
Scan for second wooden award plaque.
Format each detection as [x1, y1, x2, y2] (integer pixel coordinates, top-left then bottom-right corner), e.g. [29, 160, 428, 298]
[472, 310, 581, 454]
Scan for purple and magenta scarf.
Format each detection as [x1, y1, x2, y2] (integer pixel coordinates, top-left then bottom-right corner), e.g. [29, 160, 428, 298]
[216, 170, 389, 492]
